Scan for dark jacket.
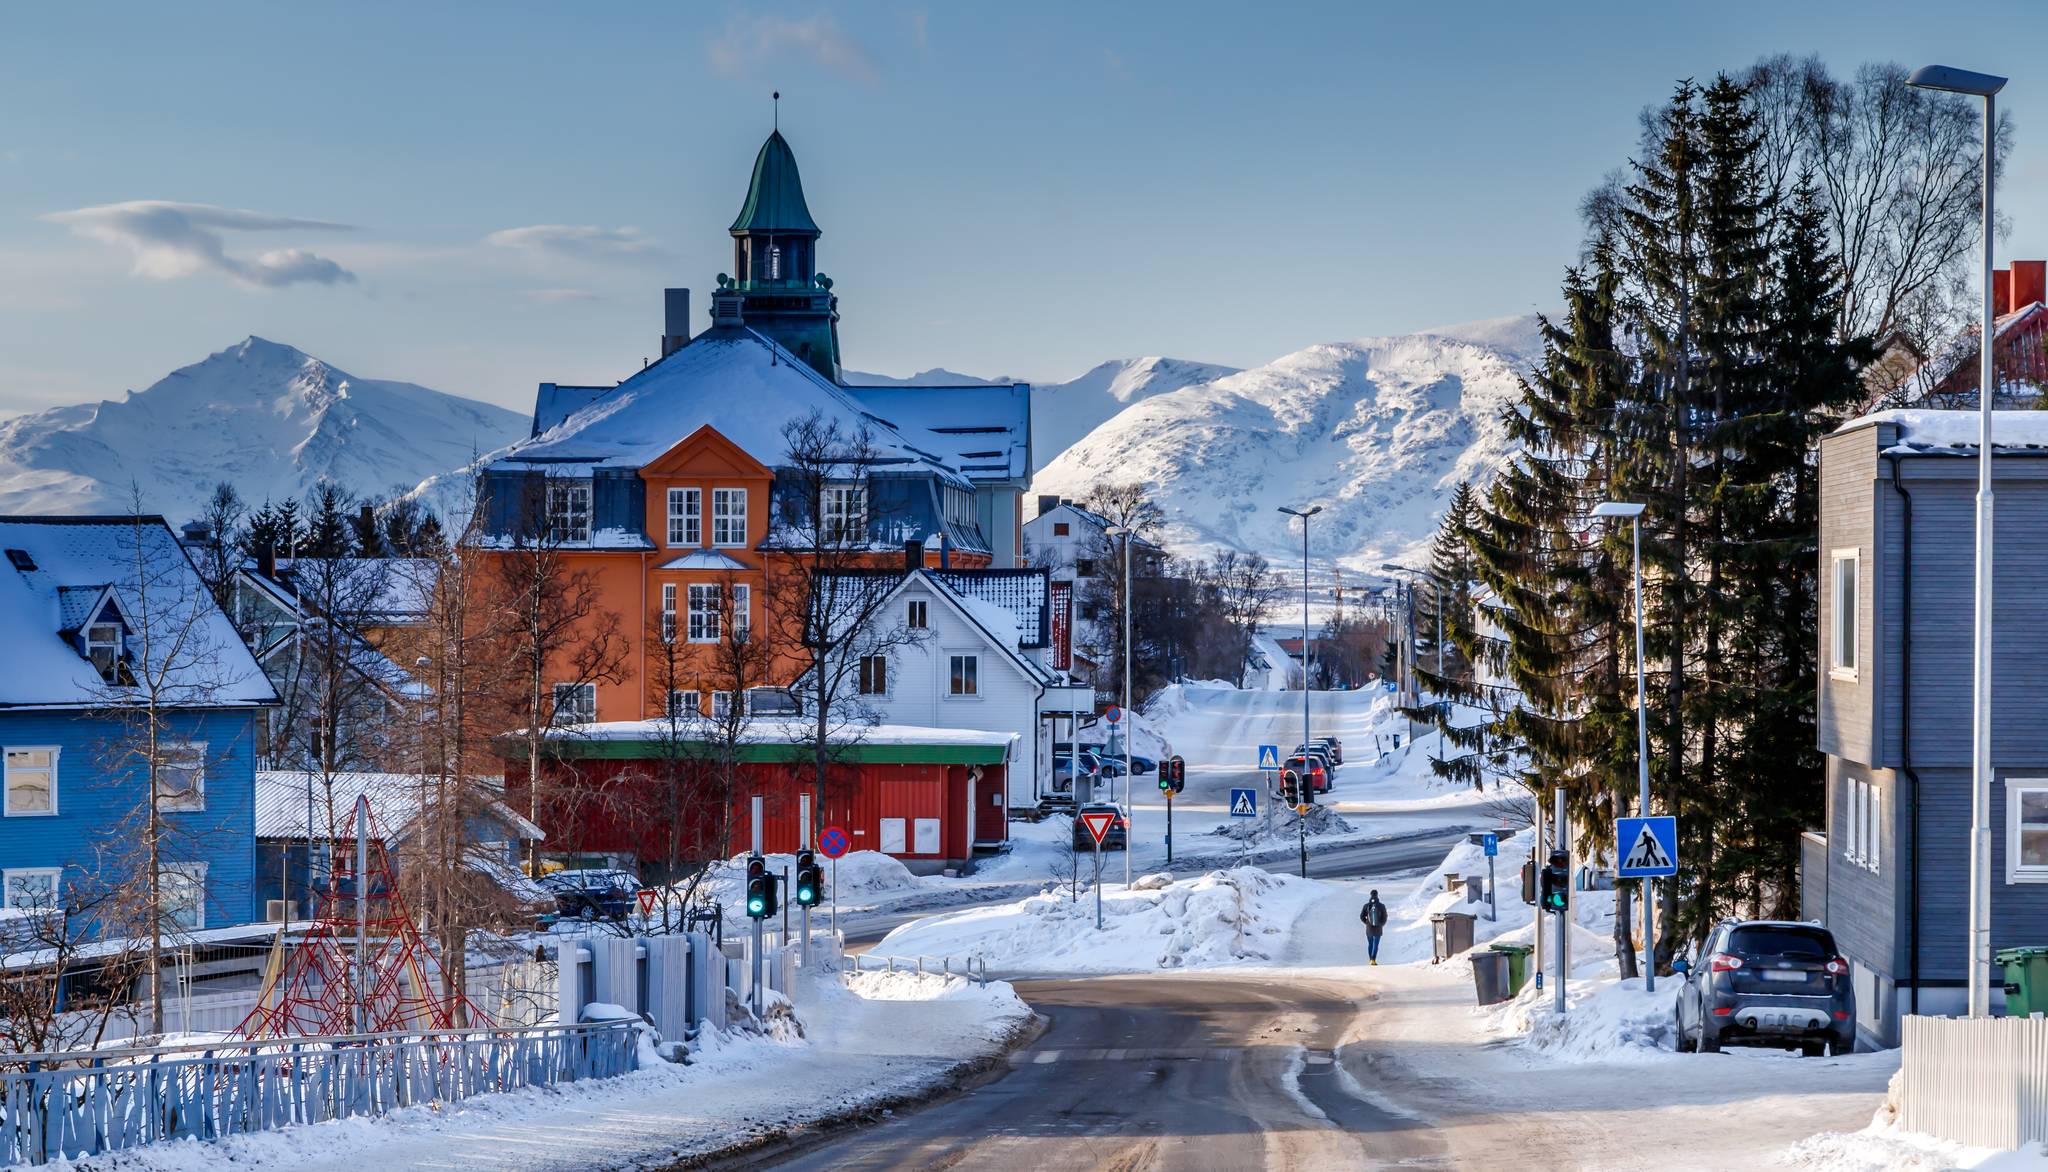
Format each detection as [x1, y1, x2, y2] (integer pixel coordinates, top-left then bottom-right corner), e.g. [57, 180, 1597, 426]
[1360, 898, 1388, 934]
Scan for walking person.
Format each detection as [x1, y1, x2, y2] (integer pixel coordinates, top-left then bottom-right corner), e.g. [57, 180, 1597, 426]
[1360, 889, 1388, 965]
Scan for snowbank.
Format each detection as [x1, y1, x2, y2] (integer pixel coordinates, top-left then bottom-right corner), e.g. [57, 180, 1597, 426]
[687, 849, 929, 911]
[1784, 1121, 2048, 1171]
[870, 867, 1326, 973]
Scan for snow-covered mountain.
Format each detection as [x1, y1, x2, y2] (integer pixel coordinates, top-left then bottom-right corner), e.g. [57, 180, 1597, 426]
[0, 337, 528, 524]
[851, 356, 1240, 471]
[1031, 318, 1541, 570]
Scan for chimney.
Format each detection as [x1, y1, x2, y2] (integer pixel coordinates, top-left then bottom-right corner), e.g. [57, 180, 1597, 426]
[939, 533, 951, 570]
[359, 504, 378, 552]
[904, 539, 922, 572]
[179, 520, 211, 548]
[661, 288, 692, 357]
[1995, 268, 2013, 317]
[257, 543, 277, 581]
[1036, 494, 1060, 519]
[2013, 261, 2047, 312]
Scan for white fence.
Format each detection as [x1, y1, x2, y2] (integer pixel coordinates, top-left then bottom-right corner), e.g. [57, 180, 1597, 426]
[1901, 1014, 2048, 1148]
[845, 951, 990, 985]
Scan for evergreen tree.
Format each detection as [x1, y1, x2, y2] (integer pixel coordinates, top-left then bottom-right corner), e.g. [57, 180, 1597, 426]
[302, 485, 357, 558]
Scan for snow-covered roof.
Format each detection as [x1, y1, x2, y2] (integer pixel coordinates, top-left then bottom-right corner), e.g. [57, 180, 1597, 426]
[493, 329, 972, 488]
[245, 557, 438, 624]
[255, 770, 542, 841]
[1836, 408, 2048, 456]
[543, 719, 1016, 750]
[850, 382, 1030, 482]
[656, 549, 754, 572]
[1026, 501, 1164, 550]
[928, 568, 1050, 647]
[531, 383, 615, 437]
[0, 516, 276, 710]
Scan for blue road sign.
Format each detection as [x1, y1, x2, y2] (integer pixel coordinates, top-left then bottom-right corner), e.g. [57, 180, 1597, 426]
[1230, 788, 1258, 817]
[1257, 744, 1281, 771]
[1615, 816, 1679, 878]
[1482, 833, 1498, 858]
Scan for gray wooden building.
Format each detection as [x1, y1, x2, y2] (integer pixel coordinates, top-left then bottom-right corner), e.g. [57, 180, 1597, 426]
[1810, 408, 2048, 1047]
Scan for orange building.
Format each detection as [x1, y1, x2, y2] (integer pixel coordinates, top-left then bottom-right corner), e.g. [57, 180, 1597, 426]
[472, 127, 1030, 724]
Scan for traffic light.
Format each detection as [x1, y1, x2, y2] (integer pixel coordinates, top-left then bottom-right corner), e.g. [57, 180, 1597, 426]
[1539, 850, 1570, 914]
[1168, 756, 1186, 794]
[745, 854, 778, 919]
[794, 849, 822, 907]
[1158, 772, 1175, 794]
[1280, 768, 1300, 805]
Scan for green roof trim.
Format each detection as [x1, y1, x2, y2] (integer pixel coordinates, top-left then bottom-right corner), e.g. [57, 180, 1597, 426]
[731, 130, 820, 236]
[518, 738, 1009, 766]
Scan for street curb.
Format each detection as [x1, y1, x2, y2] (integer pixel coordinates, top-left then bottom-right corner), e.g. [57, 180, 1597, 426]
[658, 1010, 1048, 1170]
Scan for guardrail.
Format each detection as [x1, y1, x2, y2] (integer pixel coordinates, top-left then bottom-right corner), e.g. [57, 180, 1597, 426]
[846, 952, 990, 986]
[0, 1020, 638, 1166]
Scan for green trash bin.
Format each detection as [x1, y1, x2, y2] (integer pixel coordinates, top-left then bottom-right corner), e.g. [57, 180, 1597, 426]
[1995, 946, 2048, 1016]
[1490, 942, 1534, 996]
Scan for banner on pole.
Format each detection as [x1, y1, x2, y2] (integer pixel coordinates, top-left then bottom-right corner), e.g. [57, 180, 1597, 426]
[1049, 581, 1073, 671]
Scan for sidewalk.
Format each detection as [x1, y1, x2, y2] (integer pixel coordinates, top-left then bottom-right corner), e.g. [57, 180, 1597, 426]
[77, 970, 1033, 1172]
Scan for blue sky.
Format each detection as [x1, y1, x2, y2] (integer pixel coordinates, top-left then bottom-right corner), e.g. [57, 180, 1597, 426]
[3, 0, 2045, 417]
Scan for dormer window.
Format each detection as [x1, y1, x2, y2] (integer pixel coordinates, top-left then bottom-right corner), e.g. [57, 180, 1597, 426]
[546, 481, 592, 544]
[86, 622, 123, 683]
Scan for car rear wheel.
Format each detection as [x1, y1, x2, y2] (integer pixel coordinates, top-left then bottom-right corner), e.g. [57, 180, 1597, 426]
[580, 903, 598, 922]
[1828, 1034, 1855, 1057]
[1698, 1026, 1721, 1054]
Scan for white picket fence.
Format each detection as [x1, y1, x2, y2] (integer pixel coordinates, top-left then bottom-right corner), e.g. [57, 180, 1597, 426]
[1901, 1014, 2048, 1148]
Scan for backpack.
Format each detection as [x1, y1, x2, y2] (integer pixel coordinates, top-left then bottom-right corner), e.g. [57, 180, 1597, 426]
[1361, 900, 1387, 929]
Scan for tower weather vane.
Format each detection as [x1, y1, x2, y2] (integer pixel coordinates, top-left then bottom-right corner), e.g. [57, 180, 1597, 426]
[773, 90, 779, 131]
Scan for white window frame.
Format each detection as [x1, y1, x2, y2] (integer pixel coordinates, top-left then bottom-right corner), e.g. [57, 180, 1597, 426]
[2008, 779, 2048, 883]
[160, 862, 207, 932]
[551, 682, 596, 724]
[688, 584, 723, 643]
[732, 584, 752, 640]
[86, 621, 123, 682]
[948, 654, 980, 698]
[660, 583, 678, 643]
[3, 867, 61, 911]
[1843, 776, 1879, 874]
[709, 689, 735, 720]
[1830, 549, 1859, 681]
[858, 654, 888, 696]
[907, 599, 928, 629]
[3, 747, 58, 817]
[667, 487, 702, 547]
[712, 488, 748, 548]
[156, 742, 206, 813]
[821, 485, 868, 545]
[546, 481, 593, 545]
[666, 689, 696, 719]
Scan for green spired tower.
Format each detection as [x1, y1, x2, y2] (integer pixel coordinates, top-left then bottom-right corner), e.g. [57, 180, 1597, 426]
[712, 115, 843, 383]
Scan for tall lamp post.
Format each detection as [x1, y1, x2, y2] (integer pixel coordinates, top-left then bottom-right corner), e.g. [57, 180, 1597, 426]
[1106, 524, 1137, 890]
[1279, 506, 1321, 879]
[1592, 500, 1652, 993]
[1907, 64, 2005, 1017]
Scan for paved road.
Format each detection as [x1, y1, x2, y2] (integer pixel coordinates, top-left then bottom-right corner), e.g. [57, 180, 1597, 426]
[757, 975, 1446, 1171]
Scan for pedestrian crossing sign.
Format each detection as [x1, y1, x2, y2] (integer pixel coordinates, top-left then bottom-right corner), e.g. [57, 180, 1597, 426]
[1615, 816, 1679, 878]
[1257, 744, 1281, 771]
[1230, 788, 1257, 817]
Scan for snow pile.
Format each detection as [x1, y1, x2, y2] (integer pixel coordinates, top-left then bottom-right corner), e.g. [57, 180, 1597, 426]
[1031, 325, 1536, 568]
[1489, 963, 1677, 1062]
[871, 866, 1326, 973]
[1206, 804, 1355, 842]
[0, 337, 526, 521]
[1371, 825, 1539, 966]
[1783, 1118, 2048, 1171]
[842, 968, 1031, 1010]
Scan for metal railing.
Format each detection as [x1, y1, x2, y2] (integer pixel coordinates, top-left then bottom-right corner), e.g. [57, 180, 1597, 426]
[846, 952, 990, 986]
[0, 1020, 638, 1166]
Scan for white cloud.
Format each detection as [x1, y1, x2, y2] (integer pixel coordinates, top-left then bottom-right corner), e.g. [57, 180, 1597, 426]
[708, 14, 879, 84]
[41, 200, 355, 288]
[485, 224, 660, 258]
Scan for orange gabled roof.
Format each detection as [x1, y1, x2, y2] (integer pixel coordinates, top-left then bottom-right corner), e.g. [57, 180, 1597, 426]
[641, 424, 774, 478]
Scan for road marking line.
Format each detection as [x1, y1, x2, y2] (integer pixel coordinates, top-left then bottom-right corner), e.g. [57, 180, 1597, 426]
[1033, 1049, 1060, 1064]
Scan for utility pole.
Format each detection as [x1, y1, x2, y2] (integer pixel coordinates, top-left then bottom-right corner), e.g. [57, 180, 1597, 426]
[750, 794, 764, 1018]
[1279, 504, 1321, 880]
[353, 793, 370, 1036]
[799, 791, 812, 963]
[1554, 786, 1569, 1018]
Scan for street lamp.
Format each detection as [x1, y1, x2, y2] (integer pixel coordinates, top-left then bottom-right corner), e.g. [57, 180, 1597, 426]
[1279, 506, 1321, 879]
[1591, 500, 1653, 993]
[1105, 524, 1136, 889]
[1907, 63, 2006, 1019]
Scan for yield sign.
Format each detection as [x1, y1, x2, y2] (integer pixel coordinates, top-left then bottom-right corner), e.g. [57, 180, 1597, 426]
[1079, 809, 1118, 846]
[1615, 816, 1679, 878]
[636, 888, 656, 915]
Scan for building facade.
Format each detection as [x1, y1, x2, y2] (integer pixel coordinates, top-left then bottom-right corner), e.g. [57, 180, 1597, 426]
[1808, 410, 2048, 1047]
[0, 516, 277, 935]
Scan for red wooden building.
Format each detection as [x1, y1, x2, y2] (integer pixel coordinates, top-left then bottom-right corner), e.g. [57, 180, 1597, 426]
[507, 721, 1014, 876]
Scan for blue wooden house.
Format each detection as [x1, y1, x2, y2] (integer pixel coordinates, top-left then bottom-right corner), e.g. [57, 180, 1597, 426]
[0, 516, 278, 940]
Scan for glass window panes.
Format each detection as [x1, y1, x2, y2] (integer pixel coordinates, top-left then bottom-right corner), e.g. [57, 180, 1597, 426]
[907, 600, 927, 629]
[689, 584, 723, 642]
[949, 655, 978, 696]
[712, 489, 748, 546]
[822, 486, 867, 544]
[668, 488, 701, 546]
[551, 683, 595, 724]
[1832, 555, 1858, 672]
[3, 869, 59, 910]
[858, 655, 887, 695]
[157, 743, 205, 812]
[2017, 785, 2048, 877]
[4, 749, 55, 815]
[546, 482, 592, 544]
[161, 864, 206, 932]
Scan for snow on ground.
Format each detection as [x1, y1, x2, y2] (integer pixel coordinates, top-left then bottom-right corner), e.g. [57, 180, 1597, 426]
[688, 849, 931, 912]
[66, 968, 1033, 1172]
[1787, 1125, 2048, 1170]
[868, 866, 1327, 974]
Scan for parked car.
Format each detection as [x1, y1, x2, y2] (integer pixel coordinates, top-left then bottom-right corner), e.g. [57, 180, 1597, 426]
[1071, 802, 1129, 851]
[1282, 754, 1330, 794]
[1291, 746, 1338, 781]
[1314, 736, 1343, 765]
[1672, 919, 1855, 1056]
[1078, 745, 1150, 775]
[539, 869, 640, 922]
